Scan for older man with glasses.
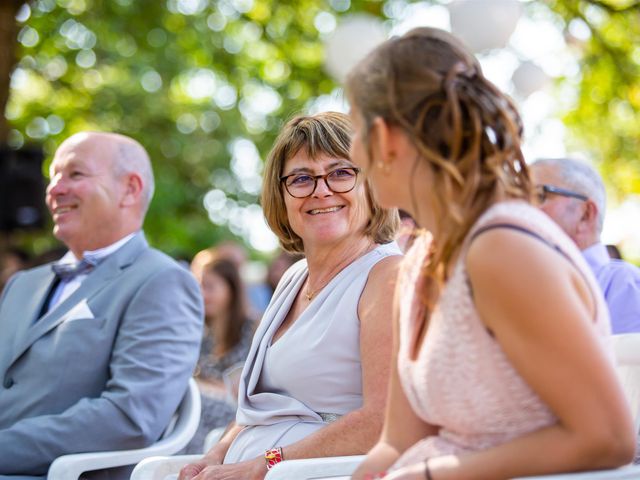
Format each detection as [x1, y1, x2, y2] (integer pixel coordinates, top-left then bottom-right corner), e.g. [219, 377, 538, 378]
[531, 157, 640, 334]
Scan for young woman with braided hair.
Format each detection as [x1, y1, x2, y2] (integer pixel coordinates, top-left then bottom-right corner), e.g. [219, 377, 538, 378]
[346, 28, 635, 480]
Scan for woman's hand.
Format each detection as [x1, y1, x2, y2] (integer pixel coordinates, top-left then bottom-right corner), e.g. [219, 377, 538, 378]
[178, 459, 211, 480]
[178, 446, 226, 480]
[180, 457, 266, 480]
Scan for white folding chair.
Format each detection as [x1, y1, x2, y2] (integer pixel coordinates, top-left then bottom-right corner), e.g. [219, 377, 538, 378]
[130, 427, 225, 480]
[47, 378, 201, 480]
[265, 455, 365, 479]
[129, 455, 202, 480]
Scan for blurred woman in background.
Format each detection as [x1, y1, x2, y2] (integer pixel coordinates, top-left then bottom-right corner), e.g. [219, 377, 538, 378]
[183, 250, 255, 454]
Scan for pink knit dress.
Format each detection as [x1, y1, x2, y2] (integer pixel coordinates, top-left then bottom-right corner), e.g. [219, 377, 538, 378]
[392, 201, 612, 468]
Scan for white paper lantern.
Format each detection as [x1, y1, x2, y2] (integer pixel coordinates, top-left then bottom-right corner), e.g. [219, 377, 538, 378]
[448, 0, 522, 53]
[512, 60, 549, 97]
[324, 14, 387, 82]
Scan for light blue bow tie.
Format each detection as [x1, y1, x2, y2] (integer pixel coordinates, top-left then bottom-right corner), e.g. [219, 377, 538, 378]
[51, 257, 98, 281]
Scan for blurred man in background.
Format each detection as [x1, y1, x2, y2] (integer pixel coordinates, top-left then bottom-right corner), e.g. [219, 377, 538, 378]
[531, 157, 640, 334]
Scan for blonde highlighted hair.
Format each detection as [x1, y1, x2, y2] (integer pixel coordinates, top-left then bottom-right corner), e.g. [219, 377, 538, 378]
[346, 27, 531, 312]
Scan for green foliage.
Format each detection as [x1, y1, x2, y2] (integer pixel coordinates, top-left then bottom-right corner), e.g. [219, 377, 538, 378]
[5, 0, 639, 258]
[7, 0, 382, 257]
[545, 0, 640, 200]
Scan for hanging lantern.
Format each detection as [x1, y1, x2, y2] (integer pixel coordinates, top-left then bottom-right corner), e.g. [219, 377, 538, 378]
[324, 14, 387, 82]
[448, 0, 522, 53]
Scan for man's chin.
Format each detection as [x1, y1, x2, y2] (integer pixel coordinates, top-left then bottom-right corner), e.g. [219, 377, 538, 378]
[52, 225, 72, 245]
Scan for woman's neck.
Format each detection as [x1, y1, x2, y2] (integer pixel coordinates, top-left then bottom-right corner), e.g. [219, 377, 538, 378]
[411, 179, 511, 238]
[304, 236, 375, 298]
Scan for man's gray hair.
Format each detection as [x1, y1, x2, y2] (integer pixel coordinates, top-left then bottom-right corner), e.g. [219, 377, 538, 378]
[533, 157, 606, 233]
[115, 142, 155, 216]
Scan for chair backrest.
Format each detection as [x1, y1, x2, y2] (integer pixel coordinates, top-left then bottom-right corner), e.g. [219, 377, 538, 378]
[47, 378, 201, 480]
[161, 378, 202, 447]
[611, 333, 640, 433]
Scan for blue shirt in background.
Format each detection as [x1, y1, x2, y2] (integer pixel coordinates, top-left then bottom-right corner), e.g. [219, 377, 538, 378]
[583, 242, 640, 334]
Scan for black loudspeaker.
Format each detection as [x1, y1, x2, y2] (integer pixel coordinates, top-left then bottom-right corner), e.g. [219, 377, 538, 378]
[0, 146, 47, 232]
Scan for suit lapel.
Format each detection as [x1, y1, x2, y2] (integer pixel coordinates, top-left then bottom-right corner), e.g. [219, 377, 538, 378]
[10, 233, 149, 367]
[8, 267, 58, 363]
[27, 269, 57, 325]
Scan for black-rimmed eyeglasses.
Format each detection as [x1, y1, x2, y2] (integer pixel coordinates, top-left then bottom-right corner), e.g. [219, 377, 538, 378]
[280, 167, 361, 198]
[536, 184, 589, 204]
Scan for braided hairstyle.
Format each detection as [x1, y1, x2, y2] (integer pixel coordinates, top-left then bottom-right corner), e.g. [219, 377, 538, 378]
[346, 27, 532, 320]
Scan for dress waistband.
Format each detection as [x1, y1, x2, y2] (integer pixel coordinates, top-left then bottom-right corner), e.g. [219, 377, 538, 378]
[318, 412, 342, 423]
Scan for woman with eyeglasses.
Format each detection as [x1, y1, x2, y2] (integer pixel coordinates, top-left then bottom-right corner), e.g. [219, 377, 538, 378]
[179, 111, 402, 480]
[345, 28, 635, 479]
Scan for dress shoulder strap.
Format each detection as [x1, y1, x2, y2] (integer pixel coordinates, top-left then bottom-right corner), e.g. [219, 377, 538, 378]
[468, 222, 598, 323]
[470, 223, 573, 264]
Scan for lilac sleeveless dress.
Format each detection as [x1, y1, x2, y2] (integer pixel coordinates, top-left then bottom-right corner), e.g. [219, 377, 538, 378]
[225, 242, 401, 463]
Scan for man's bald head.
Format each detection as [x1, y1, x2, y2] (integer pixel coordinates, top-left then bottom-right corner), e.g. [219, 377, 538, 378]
[59, 132, 155, 214]
[47, 132, 155, 256]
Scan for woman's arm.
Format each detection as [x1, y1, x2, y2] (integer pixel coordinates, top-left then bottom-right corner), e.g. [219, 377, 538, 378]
[387, 229, 636, 480]
[353, 256, 438, 479]
[278, 255, 405, 461]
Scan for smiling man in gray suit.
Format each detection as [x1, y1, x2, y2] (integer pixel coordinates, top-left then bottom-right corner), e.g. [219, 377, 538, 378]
[0, 132, 203, 479]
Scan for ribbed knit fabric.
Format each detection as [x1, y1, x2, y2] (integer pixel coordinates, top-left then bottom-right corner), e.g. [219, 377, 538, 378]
[393, 201, 611, 467]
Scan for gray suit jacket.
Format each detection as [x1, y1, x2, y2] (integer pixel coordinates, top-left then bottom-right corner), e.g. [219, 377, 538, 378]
[0, 233, 203, 479]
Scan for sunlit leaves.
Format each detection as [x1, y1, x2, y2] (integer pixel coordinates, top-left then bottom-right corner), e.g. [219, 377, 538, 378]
[7, 0, 365, 255]
[547, 0, 640, 198]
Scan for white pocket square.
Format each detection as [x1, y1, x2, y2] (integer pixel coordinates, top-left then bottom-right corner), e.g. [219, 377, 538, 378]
[61, 299, 95, 323]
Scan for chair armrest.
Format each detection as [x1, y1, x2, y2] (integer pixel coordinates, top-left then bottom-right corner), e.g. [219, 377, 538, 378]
[265, 455, 365, 479]
[48, 379, 201, 480]
[129, 455, 202, 480]
[48, 451, 199, 480]
[511, 465, 640, 479]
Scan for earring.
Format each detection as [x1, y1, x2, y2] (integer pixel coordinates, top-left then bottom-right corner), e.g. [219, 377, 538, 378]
[377, 161, 391, 173]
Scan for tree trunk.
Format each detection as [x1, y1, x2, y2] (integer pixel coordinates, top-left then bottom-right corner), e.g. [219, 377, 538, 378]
[0, 1, 23, 144]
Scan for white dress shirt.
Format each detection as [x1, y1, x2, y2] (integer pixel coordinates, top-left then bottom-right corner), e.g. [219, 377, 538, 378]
[49, 232, 138, 310]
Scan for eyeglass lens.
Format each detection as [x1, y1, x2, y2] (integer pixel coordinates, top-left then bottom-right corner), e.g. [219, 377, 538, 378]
[284, 168, 358, 198]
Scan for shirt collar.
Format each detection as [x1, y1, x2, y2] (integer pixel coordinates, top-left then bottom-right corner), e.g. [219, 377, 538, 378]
[62, 232, 139, 264]
[582, 242, 610, 271]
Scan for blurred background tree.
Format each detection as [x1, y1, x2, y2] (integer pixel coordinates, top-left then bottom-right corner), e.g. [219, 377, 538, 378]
[1, 0, 638, 259]
[547, 0, 640, 199]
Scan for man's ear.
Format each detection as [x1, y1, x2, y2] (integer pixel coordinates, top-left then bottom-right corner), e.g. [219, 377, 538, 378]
[121, 173, 143, 207]
[579, 199, 599, 232]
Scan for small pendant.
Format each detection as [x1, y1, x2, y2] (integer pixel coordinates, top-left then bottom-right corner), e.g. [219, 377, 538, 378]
[305, 290, 314, 301]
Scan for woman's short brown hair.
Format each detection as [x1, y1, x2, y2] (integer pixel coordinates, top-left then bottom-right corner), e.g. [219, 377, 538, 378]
[261, 111, 398, 253]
